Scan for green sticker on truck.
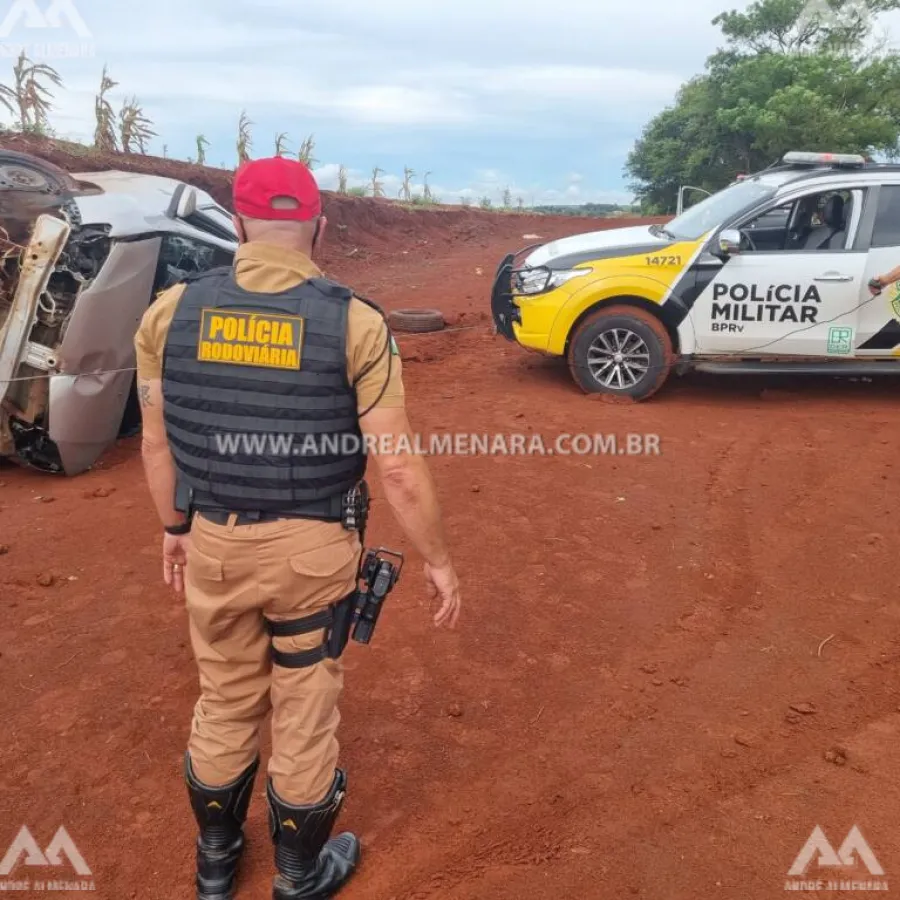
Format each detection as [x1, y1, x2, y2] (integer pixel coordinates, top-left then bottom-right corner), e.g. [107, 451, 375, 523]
[827, 326, 853, 355]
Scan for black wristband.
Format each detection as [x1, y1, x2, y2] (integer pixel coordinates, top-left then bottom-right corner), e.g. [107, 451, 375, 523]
[165, 521, 191, 535]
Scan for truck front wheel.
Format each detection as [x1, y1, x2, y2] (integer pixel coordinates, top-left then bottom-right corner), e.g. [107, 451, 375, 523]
[567, 305, 673, 400]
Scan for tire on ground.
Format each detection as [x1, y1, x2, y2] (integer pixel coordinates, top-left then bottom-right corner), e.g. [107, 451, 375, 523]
[387, 308, 445, 334]
[567, 304, 674, 400]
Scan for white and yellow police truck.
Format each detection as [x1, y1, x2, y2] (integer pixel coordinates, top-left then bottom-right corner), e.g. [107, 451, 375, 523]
[491, 152, 900, 398]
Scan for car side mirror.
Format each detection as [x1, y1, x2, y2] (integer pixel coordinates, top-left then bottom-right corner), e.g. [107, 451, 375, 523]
[717, 228, 741, 256]
[176, 187, 198, 218]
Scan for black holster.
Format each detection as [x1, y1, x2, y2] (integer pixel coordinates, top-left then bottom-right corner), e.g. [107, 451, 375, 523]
[264, 591, 357, 669]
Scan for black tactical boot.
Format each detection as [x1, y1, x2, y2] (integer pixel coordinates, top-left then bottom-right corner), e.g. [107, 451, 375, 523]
[185, 753, 260, 900]
[268, 769, 360, 899]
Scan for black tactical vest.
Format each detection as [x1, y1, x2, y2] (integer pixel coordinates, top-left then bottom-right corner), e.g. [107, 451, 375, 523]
[160, 266, 368, 521]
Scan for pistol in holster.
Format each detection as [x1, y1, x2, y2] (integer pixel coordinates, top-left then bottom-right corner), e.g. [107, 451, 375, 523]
[351, 548, 404, 644]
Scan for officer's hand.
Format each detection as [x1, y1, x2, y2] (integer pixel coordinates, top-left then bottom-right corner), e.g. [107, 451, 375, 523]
[163, 533, 191, 594]
[424, 561, 460, 628]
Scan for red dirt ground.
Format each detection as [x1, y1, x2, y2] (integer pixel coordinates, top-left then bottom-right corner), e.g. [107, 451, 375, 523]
[2, 140, 900, 899]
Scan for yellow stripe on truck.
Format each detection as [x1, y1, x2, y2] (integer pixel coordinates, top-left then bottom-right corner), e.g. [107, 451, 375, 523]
[511, 239, 703, 355]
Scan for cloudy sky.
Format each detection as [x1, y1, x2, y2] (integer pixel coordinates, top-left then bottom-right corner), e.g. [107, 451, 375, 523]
[1, 0, 897, 205]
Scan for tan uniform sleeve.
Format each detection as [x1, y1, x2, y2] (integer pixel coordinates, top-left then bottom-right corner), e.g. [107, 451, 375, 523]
[346, 298, 405, 413]
[134, 284, 186, 380]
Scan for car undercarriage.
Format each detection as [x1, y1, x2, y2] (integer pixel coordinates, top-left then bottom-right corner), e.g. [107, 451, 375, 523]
[0, 149, 237, 475]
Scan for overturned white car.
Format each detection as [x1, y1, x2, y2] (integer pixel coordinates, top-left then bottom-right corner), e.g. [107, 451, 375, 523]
[0, 150, 238, 474]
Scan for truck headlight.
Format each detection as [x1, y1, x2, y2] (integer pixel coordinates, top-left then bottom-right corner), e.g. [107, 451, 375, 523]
[515, 266, 592, 296]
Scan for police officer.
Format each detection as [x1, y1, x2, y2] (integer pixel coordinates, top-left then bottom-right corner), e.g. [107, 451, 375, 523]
[134, 156, 461, 900]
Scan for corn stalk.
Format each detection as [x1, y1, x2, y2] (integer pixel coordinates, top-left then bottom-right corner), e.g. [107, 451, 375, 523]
[399, 166, 415, 201]
[0, 77, 15, 124]
[196, 134, 210, 165]
[93, 64, 117, 151]
[119, 97, 155, 153]
[237, 111, 253, 164]
[338, 165, 348, 194]
[370, 167, 385, 198]
[275, 132, 290, 157]
[14, 51, 61, 133]
[298, 134, 316, 167]
[423, 171, 434, 203]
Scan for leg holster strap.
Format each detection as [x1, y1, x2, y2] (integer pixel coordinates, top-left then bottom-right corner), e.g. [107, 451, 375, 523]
[265, 591, 357, 668]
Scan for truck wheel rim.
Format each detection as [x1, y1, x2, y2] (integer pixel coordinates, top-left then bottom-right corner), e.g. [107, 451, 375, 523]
[587, 328, 650, 389]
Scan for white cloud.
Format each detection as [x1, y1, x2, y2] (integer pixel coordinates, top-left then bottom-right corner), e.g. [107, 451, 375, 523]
[328, 85, 475, 125]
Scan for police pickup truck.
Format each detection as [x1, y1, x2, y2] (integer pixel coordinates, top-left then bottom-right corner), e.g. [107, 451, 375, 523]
[491, 151, 900, 398]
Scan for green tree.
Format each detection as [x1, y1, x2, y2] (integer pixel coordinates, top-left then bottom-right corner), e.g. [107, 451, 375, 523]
[626, 0, 900, 213]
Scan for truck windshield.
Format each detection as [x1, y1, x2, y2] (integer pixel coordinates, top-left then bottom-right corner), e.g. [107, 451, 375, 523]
[664, 178, 785, 241]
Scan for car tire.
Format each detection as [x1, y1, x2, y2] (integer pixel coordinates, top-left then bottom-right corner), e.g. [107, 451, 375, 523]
[567, 304, 673, 400]
[0, 149, 79, 195]
[387, 308, 445, 333]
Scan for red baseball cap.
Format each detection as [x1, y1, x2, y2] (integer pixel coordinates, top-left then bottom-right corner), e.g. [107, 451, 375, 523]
[232, 156, 322, 221]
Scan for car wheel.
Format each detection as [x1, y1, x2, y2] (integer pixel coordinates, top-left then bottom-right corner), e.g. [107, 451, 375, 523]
[0, 149, 78, 195]
[567, 305, 673, 399]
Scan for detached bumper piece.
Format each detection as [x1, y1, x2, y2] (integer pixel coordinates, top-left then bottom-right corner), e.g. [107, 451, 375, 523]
[490, 253, 519, 341]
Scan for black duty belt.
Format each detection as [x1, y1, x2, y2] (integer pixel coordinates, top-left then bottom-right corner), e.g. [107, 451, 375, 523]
[196, 509, 297, 526]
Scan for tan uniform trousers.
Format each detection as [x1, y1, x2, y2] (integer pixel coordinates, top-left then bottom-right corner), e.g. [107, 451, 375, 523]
[183, 512, 361, 805]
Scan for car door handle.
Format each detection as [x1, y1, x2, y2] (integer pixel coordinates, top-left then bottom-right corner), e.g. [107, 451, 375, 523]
[814, 272, 853, 282]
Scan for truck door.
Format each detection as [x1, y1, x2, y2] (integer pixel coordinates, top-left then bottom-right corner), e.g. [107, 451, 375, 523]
[856, 185, 900, 356]
[689, 187, 868, 356]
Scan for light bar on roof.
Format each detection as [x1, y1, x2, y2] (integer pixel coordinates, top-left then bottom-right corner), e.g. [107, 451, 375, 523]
[782, 151, 866, 167]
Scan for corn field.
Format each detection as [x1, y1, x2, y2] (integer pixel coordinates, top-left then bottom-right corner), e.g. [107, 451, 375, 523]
[0, 56, 544, 213]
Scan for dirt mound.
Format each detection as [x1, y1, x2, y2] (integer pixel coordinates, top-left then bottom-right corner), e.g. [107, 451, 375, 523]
[0, 132, 667, 265]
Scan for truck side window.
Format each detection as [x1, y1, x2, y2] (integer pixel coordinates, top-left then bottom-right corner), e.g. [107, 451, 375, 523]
[871, 186, 900, 248]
